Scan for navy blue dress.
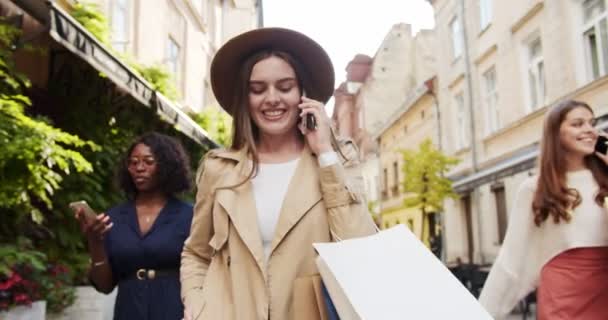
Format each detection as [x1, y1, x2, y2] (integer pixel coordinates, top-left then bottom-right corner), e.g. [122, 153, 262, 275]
[102, 197, 193, 320]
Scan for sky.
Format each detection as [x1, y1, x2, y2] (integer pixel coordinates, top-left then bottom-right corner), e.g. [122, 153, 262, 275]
[263, 0, 436, 89]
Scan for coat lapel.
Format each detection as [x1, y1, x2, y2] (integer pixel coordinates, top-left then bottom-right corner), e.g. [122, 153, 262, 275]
[215, 149, 266, 275]
[270, 146, 323, 255]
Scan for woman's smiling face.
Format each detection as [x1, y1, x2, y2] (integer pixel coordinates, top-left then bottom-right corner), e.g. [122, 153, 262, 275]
[248, 55, 302, 138]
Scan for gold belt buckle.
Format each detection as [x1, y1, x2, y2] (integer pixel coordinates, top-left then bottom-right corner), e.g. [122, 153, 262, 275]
[136, 268, 146, 280]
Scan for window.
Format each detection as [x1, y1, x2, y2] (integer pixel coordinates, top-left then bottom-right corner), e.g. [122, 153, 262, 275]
[526, 38, 546, 111]
[455, 93, 468, 149]
[450, 16, 463, 59]
[482, 67, 499, 134]
[110, 0, 129, 52]
[165, 37, 181, 80]
[582, 0, 608, 80]
[492, 184, 508, 244]
[382, 168, 388, 199]
[479, 0, 492, 30]
[392, 161, 399, 196]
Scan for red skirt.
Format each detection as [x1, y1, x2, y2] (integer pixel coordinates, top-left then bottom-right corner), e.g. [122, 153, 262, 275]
[537, 246, 608, 320]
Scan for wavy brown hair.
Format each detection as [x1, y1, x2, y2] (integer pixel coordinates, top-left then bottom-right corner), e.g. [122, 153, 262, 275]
[532, 100, 608, 226]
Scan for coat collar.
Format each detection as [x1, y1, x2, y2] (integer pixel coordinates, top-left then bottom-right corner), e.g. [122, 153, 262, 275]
[214, 144, 322, 275]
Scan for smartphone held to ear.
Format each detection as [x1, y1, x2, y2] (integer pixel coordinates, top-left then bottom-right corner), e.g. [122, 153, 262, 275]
[304, 113, 317, 130]
[300, 90, 317, 131]
[69, 200, 98, 223]
[595, 135, 608, 155]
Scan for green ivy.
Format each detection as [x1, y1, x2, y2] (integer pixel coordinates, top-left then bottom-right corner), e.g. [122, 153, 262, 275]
[189, 107, 233, 147]
[131, 61, 180, 101]
[69, 2, 110, 45]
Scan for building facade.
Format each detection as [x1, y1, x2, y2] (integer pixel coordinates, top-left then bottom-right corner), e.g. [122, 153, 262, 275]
[376, 79, 439, 246]
[332, 24, 438, 235]
[429, 0, 608, 265]
[87, 0, 261, 112]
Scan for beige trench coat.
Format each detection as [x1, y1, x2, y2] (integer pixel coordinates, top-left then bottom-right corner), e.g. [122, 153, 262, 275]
[181, 141, 377, 320]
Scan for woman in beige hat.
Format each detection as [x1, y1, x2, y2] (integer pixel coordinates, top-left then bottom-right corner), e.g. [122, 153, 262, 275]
[180, 27, 377, 320]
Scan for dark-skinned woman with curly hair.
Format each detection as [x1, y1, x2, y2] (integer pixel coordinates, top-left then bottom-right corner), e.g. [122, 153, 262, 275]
[74, 132, 193, 320]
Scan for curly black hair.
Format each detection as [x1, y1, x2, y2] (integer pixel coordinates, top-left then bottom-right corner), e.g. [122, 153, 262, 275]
[117, 132, 192, 199]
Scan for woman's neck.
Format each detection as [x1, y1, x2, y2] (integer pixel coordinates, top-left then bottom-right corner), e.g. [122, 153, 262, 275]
[135, 190, 168, 207]
[257, 131, 304, 163]
[565, 153, 587, 172]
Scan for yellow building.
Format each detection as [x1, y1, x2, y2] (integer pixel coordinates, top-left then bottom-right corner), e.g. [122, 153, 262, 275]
[332, 24, 437, 236]
[376, 79, 439, 246]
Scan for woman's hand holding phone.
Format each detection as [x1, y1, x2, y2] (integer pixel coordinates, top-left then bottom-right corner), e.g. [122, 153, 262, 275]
[70, 201, 113, 242]
[298, 96, 333, 155]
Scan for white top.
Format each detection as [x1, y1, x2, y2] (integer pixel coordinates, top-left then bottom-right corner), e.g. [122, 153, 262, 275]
[479, 169, 608, 319]
[251, 157, 300, 261]
[251, 151, 339, 262]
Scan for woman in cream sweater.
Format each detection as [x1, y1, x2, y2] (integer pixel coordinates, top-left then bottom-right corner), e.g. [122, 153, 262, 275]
[479, 100, 608, 319]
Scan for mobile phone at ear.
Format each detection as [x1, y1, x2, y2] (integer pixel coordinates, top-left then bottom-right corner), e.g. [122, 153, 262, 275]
[304, 113, 317, 130]
[300, 89, 317, 130]
[595, 135, 608, 155]
[69, 200, 98, 223]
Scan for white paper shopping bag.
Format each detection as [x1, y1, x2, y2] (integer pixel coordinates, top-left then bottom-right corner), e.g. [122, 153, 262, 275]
[313, 225, 492, 320]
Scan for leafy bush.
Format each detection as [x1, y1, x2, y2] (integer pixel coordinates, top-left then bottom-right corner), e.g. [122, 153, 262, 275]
[0, 239, 75, 313]
[0, 19, 94, 295]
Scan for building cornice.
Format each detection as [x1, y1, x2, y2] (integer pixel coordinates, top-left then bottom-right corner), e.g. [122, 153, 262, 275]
[474, 44, 497, 66]
[510, 2, 544, 34]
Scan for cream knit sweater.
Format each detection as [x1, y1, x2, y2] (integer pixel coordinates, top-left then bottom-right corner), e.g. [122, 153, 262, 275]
[479, 170, 608, 319]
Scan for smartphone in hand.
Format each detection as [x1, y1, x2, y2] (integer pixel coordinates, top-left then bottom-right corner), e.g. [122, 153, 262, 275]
[69, 200, 98, 224]
[300, 90, 317, 131]
[595, 135, 608, 155]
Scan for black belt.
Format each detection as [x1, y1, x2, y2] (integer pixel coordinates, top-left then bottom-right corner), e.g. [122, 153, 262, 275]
[123, 268, 179, 281]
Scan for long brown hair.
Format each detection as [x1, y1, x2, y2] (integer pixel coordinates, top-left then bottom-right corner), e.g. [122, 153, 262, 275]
[532, 99, 608, 226]
[225, 50, 317, 188]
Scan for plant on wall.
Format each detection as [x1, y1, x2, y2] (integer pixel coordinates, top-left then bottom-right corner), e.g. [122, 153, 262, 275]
[189, 107, 233, 147]
[69, 2, 110, 45]
[69, 2, 180, 101]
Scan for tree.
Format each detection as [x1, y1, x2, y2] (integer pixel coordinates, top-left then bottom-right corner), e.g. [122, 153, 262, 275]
[400, 139, 460, 244]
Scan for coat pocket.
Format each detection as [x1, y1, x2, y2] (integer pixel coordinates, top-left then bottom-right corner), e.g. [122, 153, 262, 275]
[292, 274, 328, 320]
